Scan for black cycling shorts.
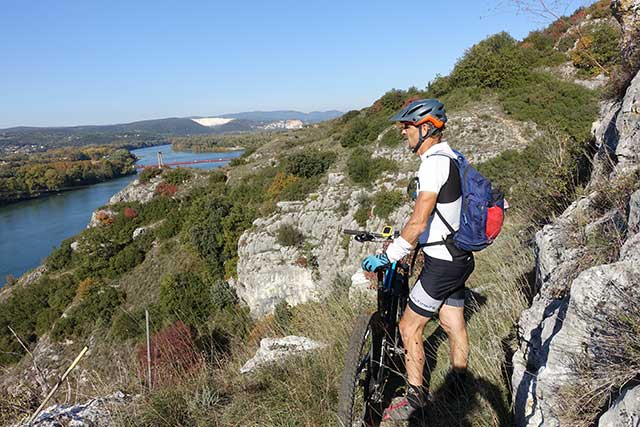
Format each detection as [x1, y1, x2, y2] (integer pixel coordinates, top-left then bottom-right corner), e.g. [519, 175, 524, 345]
[408, 252, 475, 318]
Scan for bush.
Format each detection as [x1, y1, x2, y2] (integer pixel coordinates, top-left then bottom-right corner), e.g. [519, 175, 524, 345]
[278, 176, 320, 201]
[139, 168, 161, 184]
[570, 23, 621, 76]
[159, 272, 213, 327]
[163, 168, 193, 185]
[47, 239, 74, 270]
[51, 281, 125, 340]
[136, 320, 203, 387]
[109, 308, 143, 341]
[347, 148, 398, 186]
[499, 72, 598, 142]
[380, 127, 403, 147]
[155, 182, 177, 197]
[447, 32, 530, 90]
[373, 190, 404, 219]
[276, 224, 304, 247]
[283, 150, 336, 178]
[354, 196, 372, 227]
[123, 207, 138, 219]
[109, 244, 145, 275]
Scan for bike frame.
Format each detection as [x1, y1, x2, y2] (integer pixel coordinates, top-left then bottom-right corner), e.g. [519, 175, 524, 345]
[369, 261, 410, 403]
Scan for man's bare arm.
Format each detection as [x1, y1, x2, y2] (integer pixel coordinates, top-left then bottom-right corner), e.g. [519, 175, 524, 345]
[400, 191, 437, 246]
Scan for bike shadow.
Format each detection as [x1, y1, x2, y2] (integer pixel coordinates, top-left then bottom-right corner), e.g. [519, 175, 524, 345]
[407, 289, 511, 427]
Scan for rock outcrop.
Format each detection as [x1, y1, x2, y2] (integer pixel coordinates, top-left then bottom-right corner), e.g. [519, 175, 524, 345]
[16, 391, 130, 427]
[240, 336, 326, 374]
[598, 384, 640, 427]
[511, 42, 640, 426]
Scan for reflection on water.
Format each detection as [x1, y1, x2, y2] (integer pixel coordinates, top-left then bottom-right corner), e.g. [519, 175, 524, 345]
[0, 145, 242, 284]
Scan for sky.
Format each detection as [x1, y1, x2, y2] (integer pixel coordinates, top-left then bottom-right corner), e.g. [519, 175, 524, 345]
[0, 0, 590, 128]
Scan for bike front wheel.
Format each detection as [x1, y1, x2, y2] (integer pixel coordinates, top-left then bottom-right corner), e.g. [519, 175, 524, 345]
[337, 312, 385, 427]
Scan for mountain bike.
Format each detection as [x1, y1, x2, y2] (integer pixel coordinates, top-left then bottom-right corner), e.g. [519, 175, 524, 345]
[337, 227, 412, 427]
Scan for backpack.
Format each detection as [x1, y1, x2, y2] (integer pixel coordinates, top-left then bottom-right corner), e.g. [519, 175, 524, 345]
[419, 149, 505, 252]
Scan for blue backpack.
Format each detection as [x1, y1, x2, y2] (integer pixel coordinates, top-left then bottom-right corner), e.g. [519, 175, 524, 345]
[418, 150, 505, 252]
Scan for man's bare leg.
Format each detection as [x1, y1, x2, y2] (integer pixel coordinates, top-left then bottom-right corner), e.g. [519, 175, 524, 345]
[438, 304, 468, 370]
[398, 305, 430, 385]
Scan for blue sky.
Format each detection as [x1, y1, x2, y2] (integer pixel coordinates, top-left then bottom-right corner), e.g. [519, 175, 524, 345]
[1, 0, 589, 128]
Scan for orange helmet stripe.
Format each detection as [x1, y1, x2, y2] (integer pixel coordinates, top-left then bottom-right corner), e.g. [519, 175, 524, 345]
[414, 115, 445, 128]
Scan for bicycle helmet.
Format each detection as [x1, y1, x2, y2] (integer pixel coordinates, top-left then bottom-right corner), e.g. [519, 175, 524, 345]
[390, 98, 447, 153]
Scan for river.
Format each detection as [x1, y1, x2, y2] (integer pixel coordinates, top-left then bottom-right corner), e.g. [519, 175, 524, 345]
[0, 144, 242, 284]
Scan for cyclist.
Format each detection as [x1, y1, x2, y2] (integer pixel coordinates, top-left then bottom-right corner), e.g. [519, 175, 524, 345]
[361, 98, 475, 421]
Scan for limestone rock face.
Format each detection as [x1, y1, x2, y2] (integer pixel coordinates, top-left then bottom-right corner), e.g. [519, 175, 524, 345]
[236, 180, 412, 318]
[240, 336, 326, 374]
[612, 0, 640, 59]
[598, 385, 640, 427]
[614, 71, 640, 170]
[108, 176, 161, 205]
[512, 66, 640, 426]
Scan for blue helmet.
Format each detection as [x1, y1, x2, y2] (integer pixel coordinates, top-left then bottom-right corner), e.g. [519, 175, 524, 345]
[389, 98, 447, 128]
[390, 98, 447, 153]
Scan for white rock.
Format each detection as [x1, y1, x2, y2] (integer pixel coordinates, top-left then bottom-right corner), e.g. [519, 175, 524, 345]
[132, 227, 147, 240]
[598, 384, 640, 427]
[18, 391, 130, 427]
[240, 336, 326, 374]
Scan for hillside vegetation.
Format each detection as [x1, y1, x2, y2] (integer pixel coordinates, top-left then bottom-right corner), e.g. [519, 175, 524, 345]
[0, 2, 626, 425]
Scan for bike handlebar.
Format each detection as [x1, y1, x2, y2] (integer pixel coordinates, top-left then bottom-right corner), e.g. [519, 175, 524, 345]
[342, 228, 400, 243]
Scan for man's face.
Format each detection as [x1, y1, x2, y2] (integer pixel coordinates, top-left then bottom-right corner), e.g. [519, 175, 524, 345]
[400, 122, 421, 149]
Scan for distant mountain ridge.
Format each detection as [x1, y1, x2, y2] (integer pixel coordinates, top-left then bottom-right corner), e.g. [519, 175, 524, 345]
[0, 110, 343, 148]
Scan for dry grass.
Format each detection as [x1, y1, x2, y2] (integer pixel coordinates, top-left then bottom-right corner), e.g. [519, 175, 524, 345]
[110, 215, 534, 427]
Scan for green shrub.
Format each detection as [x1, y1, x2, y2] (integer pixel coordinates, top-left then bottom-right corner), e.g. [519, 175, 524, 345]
[347, 148, 398, 186]
[570, 23, 621, 76]
[139, 168, 161, 184]
[109, 309, 143, 341]
[380, 127, 403, 147]
[51, 281, 125, 340]
[373, 190, 404, 219]
[109, 244, 145, 275]
[283, 150, 336, 178]
[278, 176, 320, 201]
[499, 72, 598, 142]
[210, 279, 239, 310]
[47, 239, 74, 270]
[163, 168, 193, 185]
[447, 32, 530, 90]
[354, 196, 372, 227]
[159, 272, 213, 327]
[276, 224, 304, 247]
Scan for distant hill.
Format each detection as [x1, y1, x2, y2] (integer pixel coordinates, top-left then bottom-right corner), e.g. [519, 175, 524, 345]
[0, 111, 343, 148]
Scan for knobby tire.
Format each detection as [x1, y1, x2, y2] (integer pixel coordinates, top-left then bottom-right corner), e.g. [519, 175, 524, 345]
[337, 312, 384, 427]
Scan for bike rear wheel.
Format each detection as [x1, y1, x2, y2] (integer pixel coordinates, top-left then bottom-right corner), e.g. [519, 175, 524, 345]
[337, 312, 386, 427]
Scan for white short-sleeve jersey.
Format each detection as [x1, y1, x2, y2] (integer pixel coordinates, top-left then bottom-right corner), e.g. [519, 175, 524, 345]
[416, 141, 462, 261]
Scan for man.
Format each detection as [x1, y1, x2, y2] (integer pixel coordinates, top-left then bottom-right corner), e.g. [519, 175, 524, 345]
[361, 98, 475, 421]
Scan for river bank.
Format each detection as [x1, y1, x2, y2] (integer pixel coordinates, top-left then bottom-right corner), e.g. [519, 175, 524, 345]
[0, 145, 242, 284]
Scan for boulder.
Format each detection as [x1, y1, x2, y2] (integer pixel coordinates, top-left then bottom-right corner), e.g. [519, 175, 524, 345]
[18, 391, 129, 427]
[240, 336, 326, 374]
[132, 227, 147, 240]
[598, 384, 640, 426]
[108, 177, 160, 205]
